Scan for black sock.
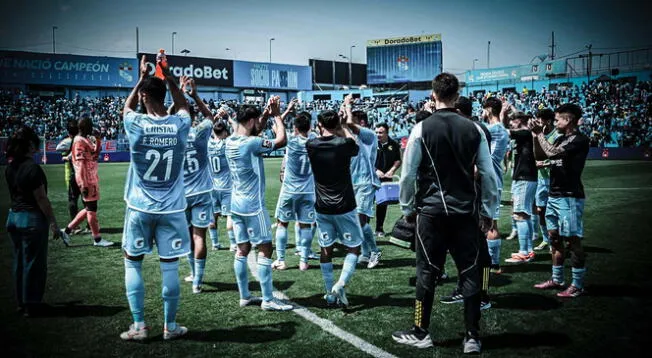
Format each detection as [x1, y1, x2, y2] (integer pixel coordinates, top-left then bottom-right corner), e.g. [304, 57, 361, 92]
[94, 236, 101, 243]
[64, 227, 72, 234]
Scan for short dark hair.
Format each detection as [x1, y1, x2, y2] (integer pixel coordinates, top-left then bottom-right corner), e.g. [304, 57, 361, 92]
[536, 108, 555, 122]
[67, 119, 79, 137]
[294, 111, 311, 134]
[455, 96, 473, 117]
[431, 72, 459, 102]
[78, 117, 93, 137]
[213, 120, 229, 136]
[6, 125, 40, 158]
[236, 105, 262, 124]
[376, 123, 389, 132]
[512, 111, 531, 125]
[555, 104, 582, 124]
[352, 110, 367, 124]
[415, 111, 431, 123]
[482, 97, 502, 117]
[317, 110, 340, 130]
[138, 76, 167, 105]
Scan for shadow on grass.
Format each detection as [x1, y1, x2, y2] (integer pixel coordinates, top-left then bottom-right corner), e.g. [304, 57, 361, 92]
[491, 293, 562, 311]
[583, 284, 651, 297]
[501, 263, 552, 274]
[100, 228, 124, 234]
[490, 274, 513, 288]
[26, 301, 126, 318]
[187, 321, 297, 343]
[375, 258, 415, 269]
[342, 293, 415, 313]
[583, 245, 614, 254]
[436, 331, 571, 349]
[203, 280, 295, 292]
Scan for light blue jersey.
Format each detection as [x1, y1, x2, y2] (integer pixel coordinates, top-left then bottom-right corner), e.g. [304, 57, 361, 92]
[183, 119, 213, 197]
[350, 127, 380, 188]
[488, 122, 510, 188]
[123, 110, 190, 214]
[207, 136, 231, 191]
[282, 133, 316, 194]
[225, 135, 275, 216]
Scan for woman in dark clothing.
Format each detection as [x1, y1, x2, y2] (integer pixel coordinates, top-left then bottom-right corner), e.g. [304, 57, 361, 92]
[5, 125, 63, 316]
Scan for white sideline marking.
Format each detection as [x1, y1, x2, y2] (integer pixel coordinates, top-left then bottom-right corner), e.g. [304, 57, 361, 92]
[586, 187, 652, 191]
[246, 253, 398, 358]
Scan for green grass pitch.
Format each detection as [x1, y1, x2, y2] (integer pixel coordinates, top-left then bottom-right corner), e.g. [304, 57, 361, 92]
[1, 159, 651, 357]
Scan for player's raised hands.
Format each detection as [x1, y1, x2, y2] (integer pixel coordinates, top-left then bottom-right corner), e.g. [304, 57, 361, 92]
[139, 55, 149, 78]
[287, 98, 298, 112]
[344, 94, 354, 106]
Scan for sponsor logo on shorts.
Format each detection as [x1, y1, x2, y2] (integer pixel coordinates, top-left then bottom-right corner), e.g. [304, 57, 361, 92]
[172, 239, 183, 250]
[134, 238, 145, 249]
[199, 211, 207, 221]
[285, 210, 293, 218]
[247, 228, 255, 238]
[308, 211, 315, 219]
[321, 232, 329, 240]
[343, 233, 352, 241]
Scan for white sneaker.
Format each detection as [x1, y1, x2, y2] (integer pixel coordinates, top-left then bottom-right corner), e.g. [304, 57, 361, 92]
[184, 275, 194, 283]
[163, 325, 188, 340]
[239, 296, 262, 307]
[299, 261, 309, 271]
[120, 324, 149, 341]
[59, 229, 71, 247]
[192, 285, 202, 294]
[271, 260, 287, 270]
[261, 298, 293, 311]
[93, 238, 115, 247]
[367, 251, 382, 269]
[229, 244, 237, 252]
[331, 281, 349, 307]
[211, 244, 221, 251]
[357, 256, 370, 264]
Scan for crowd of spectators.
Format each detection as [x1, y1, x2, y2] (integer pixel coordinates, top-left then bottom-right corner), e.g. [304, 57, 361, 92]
[1, 78, 650, 148]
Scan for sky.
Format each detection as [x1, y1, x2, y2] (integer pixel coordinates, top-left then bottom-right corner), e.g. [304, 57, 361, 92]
[1, 0, 650, 74]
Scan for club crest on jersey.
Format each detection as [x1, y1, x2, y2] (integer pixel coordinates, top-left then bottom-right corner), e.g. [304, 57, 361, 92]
[172, 239, 183, 250]
[262, 140, 273, 148]
[134, 238, 145, 249]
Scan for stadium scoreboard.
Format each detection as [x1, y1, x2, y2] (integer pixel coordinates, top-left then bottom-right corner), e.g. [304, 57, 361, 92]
[366, 34, 442, 85]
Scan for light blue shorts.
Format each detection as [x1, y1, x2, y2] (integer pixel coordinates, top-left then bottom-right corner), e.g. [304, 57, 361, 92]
[185, 192, 213, 228]
[275, 190, 316, 224]
[232, 209, 273, 245]
[546, 197, 585, 238]
[212, 189, 231, 216]
[354, 184, 376, 218]
[511, 180, 537, 216]
[316, 209, 363, 248]
[122, 208, 191, 259]
[535, 177, 550, 208]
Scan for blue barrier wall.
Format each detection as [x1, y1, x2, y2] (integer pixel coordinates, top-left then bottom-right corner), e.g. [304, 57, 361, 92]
[29, 147, 650, 165]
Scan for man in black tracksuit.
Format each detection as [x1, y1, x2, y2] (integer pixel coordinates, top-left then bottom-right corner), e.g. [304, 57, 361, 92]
[392, 74, 498, 354]
[374, 123, 402, 236]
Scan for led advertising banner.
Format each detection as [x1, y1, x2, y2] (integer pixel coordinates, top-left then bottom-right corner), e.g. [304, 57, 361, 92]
[233, 61, 311, 90]
[0, 51, 138, 87]
[366, 34, 442, 84]
[138, 53, 233, 87]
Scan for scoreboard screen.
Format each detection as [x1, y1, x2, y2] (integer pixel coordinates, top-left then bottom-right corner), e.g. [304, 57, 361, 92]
[366, 34, 442, 84]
